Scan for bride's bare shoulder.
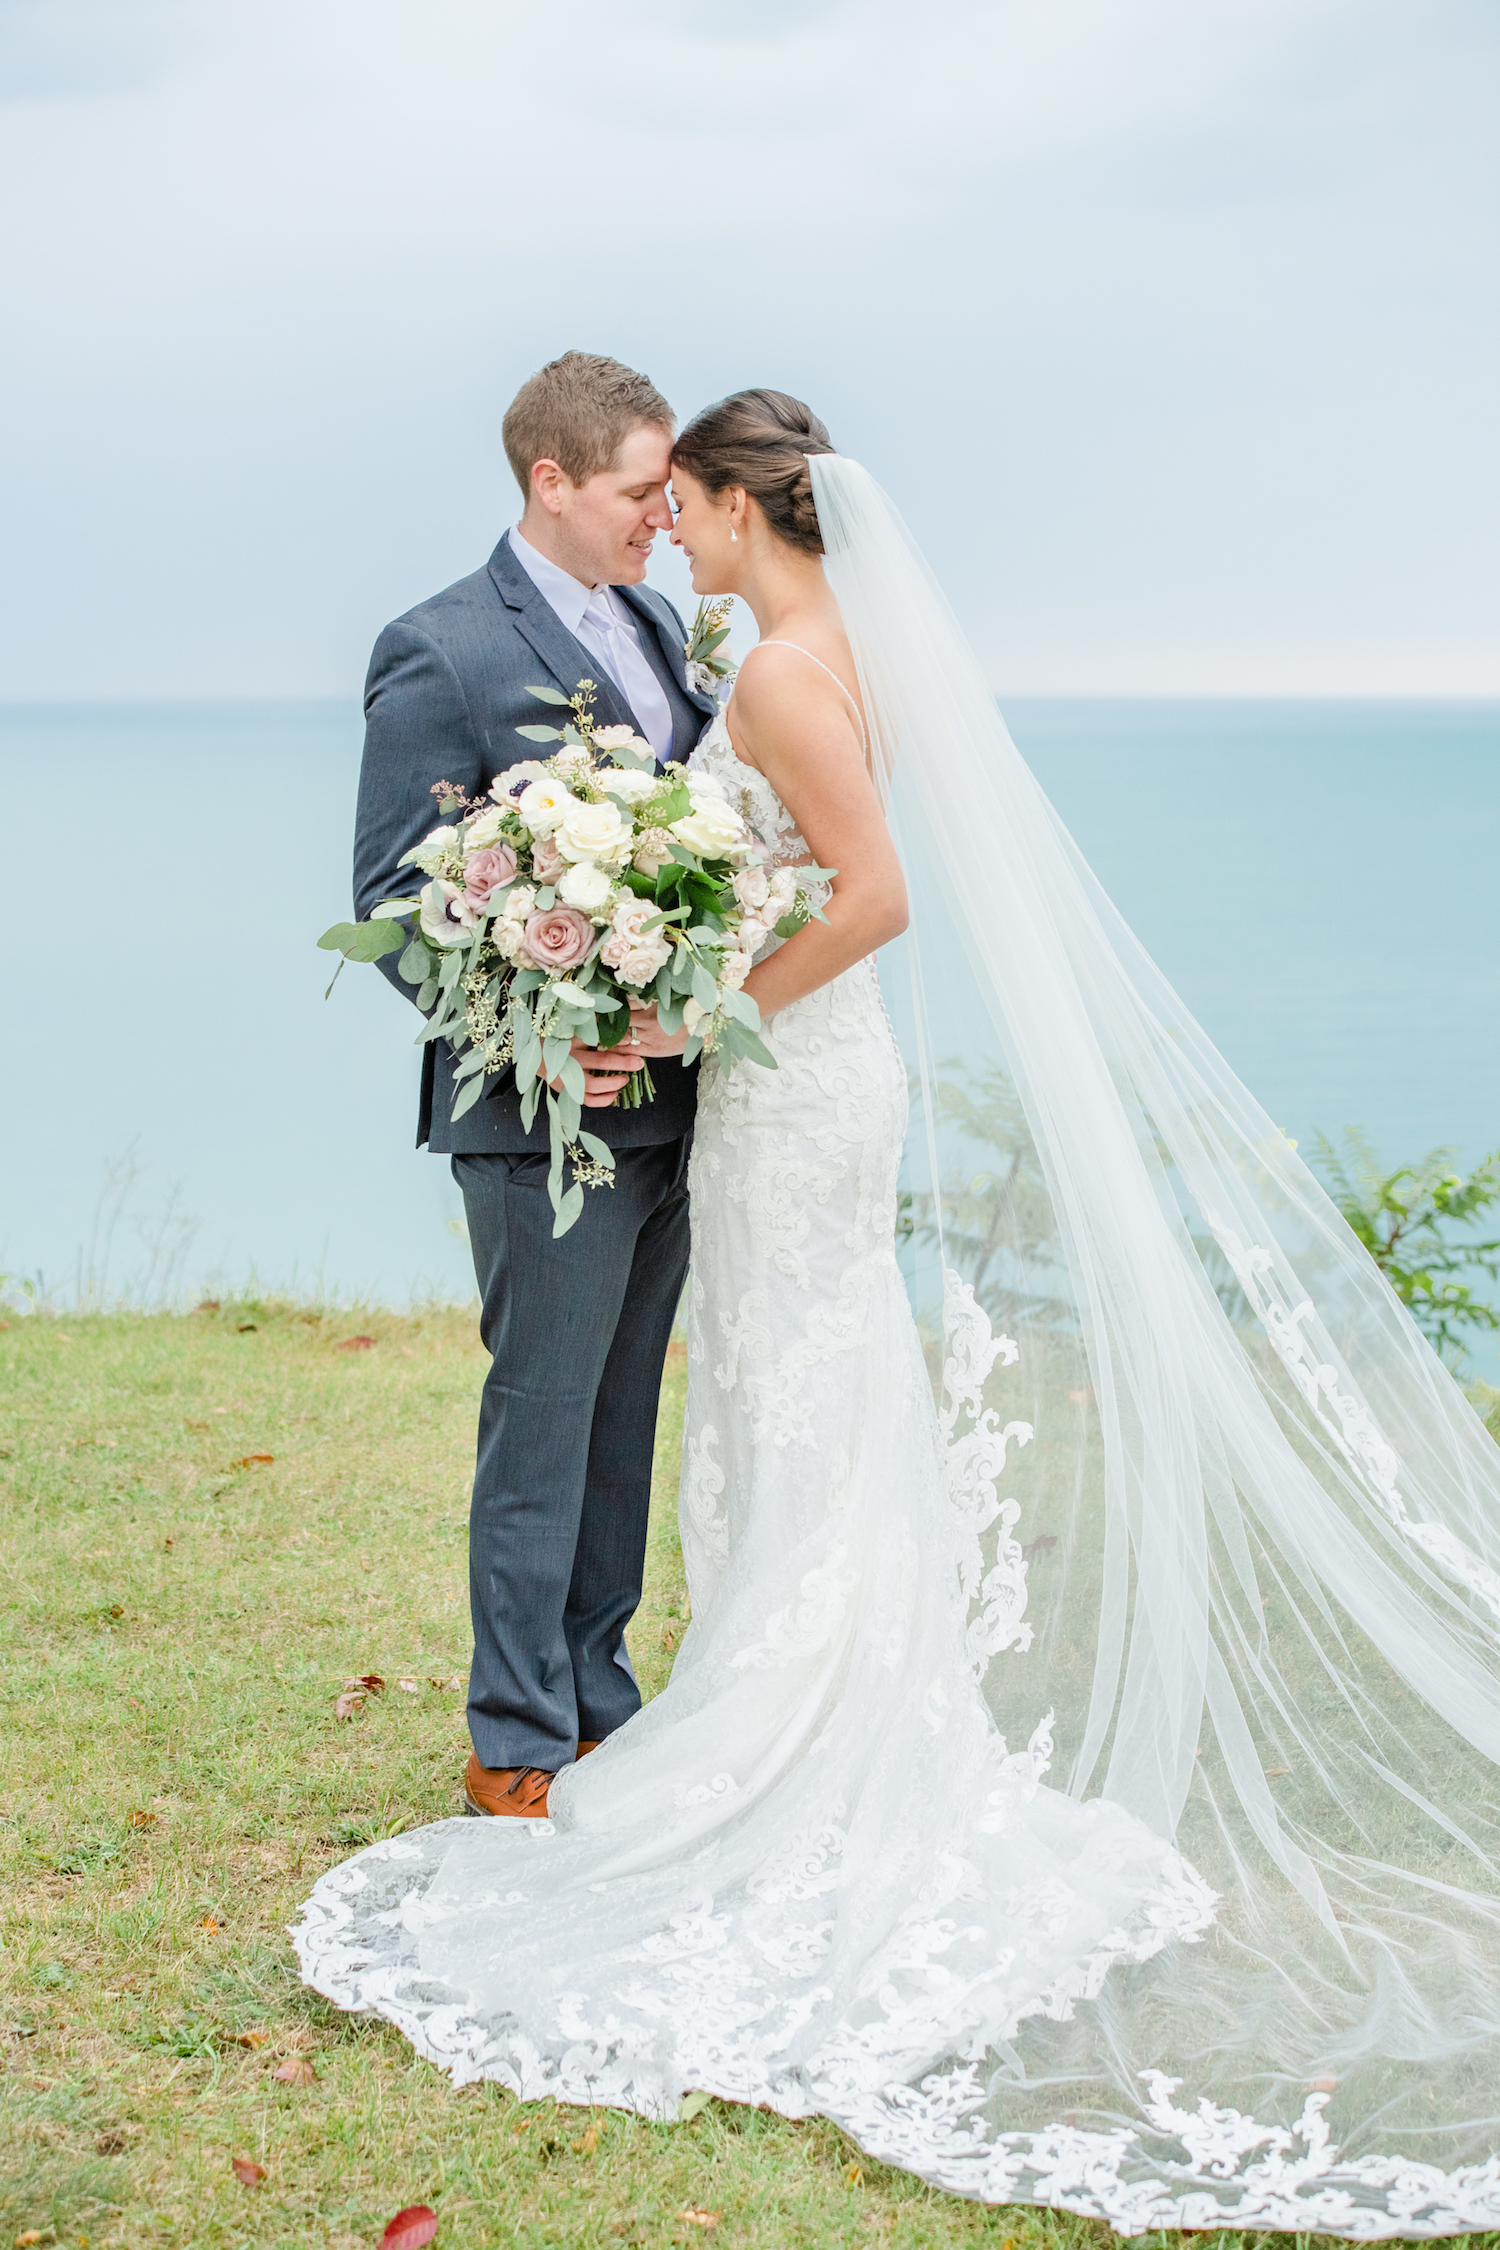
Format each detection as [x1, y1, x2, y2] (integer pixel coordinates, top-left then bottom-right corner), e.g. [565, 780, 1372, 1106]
[729, 638, 866, 774]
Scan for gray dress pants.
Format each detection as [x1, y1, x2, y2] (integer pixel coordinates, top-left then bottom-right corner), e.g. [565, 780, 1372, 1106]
[452, 1137, 692, 1771]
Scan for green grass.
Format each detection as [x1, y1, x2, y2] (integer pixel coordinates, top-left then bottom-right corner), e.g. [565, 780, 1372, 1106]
[0, 1301, 1491, 2250]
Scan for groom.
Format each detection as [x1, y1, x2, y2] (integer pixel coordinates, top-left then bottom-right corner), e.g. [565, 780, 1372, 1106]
[353, 351, 716, 1818]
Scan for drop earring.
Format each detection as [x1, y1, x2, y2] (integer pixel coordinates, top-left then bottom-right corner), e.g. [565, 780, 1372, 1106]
[729, 525, 738, 543]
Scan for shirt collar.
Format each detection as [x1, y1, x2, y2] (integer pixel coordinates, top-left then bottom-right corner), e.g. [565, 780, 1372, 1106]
[508, 523, 604, 635]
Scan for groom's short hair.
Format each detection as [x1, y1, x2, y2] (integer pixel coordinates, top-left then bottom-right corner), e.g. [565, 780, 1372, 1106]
[504, 352, 673, 495]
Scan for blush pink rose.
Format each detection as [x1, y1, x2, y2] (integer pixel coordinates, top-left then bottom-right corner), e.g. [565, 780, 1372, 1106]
[521, 904, 594, 972]
[462, 843, 518, 911]
[530, 833, 566, 885]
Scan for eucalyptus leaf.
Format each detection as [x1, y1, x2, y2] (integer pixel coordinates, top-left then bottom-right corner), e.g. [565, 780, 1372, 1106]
[577, 1131, 615, 1169]
[735, 1027, 777, 1069]
[681, 1031, 704, 1065]
[450, 1072, 486, 1121]
[720, 986, 761, 1027]
[520, 1078, 542, 1131]
[691, 961, 719, 1013]
[559, 1056, 585, 1100]
[398, 935, 429, 984]
[317, 919, 405, 962]
[415, 976, 439, 1011]
[525, 684, 571, 706]
[516, 724, 564, 743]
[552, 1182, 585, 1238]
[557, 1088, 582, 1141]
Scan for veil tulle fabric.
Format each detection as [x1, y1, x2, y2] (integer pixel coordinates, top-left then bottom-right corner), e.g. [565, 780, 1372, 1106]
[810, 452, 1500, 2228]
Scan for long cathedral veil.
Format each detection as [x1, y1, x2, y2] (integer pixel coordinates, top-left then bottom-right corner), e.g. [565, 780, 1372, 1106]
[810, 453, 1500, 2228]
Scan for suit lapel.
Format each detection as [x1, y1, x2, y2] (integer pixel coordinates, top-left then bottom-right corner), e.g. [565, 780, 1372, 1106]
[487, 536, 639, 737]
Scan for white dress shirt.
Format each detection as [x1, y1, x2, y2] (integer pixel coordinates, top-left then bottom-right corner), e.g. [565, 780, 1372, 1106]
[507, 525, 676, 761]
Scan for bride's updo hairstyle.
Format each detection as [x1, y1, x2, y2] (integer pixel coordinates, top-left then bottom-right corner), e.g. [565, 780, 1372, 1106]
[671, 390, 835, 555]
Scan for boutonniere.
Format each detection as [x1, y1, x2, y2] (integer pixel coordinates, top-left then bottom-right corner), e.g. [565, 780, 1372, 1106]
[684, 598, 737, 697]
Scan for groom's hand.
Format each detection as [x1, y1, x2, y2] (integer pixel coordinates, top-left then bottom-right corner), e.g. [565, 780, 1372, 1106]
[540, 1039, 645, 1109]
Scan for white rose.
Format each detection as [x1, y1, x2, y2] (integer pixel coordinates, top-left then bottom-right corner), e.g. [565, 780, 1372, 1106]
[719, 949, 752, 990]
[463, 806, 506, 849]
[670, 801, 746, 859]
[598, 766, 658, 806]
[685, 768, 728, 802]
[732, 864, 769, 913]
[499, 882, 536, 923]
[737, 916, 771, 957]
[399, 824, 462, 877]
[681, 996, 708, 1033]
[493, 917, 528, 962]
[556, 796, 633, 866]
[557, 861, 616, 915]
[553, 744, 593, 778]
[516, 778, 578, 838]
[418, 878, 479, 948]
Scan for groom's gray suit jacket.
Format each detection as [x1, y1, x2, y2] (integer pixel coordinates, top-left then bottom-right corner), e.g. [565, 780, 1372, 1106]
[354, 532, 717, 1152]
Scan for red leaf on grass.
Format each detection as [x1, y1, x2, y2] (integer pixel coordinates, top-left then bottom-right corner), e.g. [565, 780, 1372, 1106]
[231, 1454, 274, 1470]
[381, 2207, 438, 2249]
[127, 1808, 156, 1829]
[273, 2056, 317, 2084]
[230, 2154, 266, 2185]
[336, 1335, 377, 1352]
[345, 1674, 386, 1693]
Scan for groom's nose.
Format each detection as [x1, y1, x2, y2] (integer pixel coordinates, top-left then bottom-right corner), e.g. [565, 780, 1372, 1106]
[642, 489, 673, 531]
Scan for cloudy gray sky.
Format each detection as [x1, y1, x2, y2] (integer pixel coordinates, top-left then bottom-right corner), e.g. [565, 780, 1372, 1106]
[1, 0, 1495, 698]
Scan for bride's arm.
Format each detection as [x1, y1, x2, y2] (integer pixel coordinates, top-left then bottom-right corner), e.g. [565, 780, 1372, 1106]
[732, 654, 908, 1020]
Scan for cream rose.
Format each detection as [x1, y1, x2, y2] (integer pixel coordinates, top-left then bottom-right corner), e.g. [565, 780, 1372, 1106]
[557, 861, 616, 915]
[556, 796, 633, 866]
[463, 805, 506, 849]
[670, 800, 746, 859]
[732, 864, 770, 913]
[685, 768, 728, 802]
[499, 882, 536, 924]
[592, 725, 655, 764]
[516, 778, 578, 838]
[599, 898, 672, 988]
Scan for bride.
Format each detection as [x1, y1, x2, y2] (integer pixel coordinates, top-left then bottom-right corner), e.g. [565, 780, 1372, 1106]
[297, 392, 1500, 2235]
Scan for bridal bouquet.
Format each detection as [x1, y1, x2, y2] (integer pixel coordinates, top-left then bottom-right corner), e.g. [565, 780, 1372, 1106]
[320, 680, 830, 1235]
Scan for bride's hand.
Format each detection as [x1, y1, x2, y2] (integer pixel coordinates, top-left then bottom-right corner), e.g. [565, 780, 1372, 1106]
[540, 1039, 646, 1109]
[622, 999, 690, 1059]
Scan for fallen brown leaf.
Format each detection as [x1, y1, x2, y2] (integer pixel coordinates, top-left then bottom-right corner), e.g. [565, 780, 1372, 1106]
[236, 1323, 258, 1333]
[336, 1334, 377, 1352]
[15, 2230, 54, 2245]
[195, 1300, 220, 1313]
[230, 2154, 266, 2185]
[163, 1536, 174, 1550]
[573, 2120, 604, 2154]
[427, 1674, 463, 1690]
[200, 1915, 220, 1934]
[844, 2161, 863, 2186]
[273, 2056, 317, 2085]
[1265, 1767, 1292, 1778]
[345, 1673, 386, 1693]
[381, 2209, 438, 2250]
[661, 1624, 677, 1651]
[127, 1809, 156, 1829]
[231, 1453, 274, 1469]
[333, 1691, 366, 1721]
[1308, 2073, 1338, 2092]
[234, 2031, 269, 2049]
[681, 2210, 720, 2230]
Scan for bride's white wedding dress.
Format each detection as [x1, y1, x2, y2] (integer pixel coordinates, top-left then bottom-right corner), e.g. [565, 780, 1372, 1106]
[293, 694, 1214, 2180]
[299, 459, 1500, 2232]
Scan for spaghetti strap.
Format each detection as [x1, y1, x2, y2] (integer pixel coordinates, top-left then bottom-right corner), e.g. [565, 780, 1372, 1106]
[741, 638, 869, 755]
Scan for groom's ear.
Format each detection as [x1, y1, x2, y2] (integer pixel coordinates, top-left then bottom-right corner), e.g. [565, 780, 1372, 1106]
[529, 458, 572, 518]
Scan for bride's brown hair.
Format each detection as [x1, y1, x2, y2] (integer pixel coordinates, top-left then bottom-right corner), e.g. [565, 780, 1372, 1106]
[671, 390, 835, 556]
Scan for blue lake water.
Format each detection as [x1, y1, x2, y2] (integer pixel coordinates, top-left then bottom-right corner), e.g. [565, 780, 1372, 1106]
[2, 699, 1496, 1341]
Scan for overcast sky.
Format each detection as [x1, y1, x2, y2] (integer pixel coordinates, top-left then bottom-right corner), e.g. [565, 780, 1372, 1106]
[1, 0, 1495, 698]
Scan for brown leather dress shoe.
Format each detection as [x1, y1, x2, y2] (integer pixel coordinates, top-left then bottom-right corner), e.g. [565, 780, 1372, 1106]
[463, 1754, 554, 1819]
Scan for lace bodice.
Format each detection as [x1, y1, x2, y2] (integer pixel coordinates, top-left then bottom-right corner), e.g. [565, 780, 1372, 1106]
[689, 707, 822, 884]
